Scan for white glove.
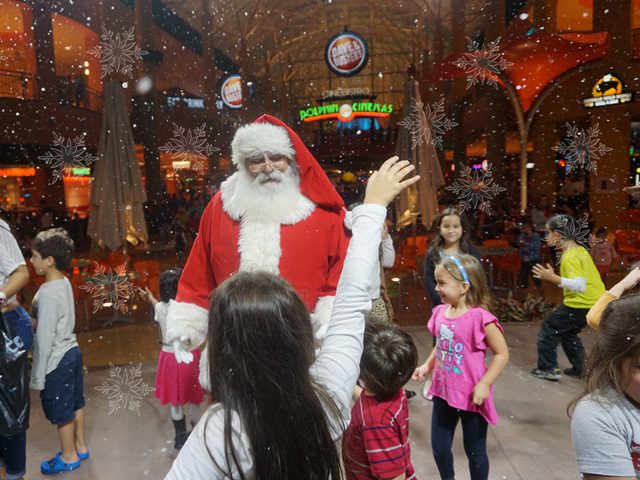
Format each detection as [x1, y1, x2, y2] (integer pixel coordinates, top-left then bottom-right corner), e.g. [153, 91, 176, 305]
[173, 336, 194, 364]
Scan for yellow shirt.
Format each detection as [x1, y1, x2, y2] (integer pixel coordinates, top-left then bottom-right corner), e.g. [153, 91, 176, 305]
[560, 246, 605, 309]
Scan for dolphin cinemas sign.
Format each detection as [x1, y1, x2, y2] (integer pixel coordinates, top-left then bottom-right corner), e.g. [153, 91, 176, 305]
[299, 101, 393, 122]
[325, 31, 368, 77]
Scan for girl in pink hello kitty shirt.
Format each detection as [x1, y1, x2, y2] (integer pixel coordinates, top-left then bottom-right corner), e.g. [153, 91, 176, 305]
[413, 254, 509, 480]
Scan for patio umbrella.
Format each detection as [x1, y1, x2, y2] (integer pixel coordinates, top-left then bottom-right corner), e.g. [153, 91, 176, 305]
[87, 82, 148, 251]
[395, 78, 445, 232]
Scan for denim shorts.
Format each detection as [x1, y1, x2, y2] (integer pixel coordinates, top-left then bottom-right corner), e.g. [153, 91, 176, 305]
[41, 347, 85, 425]
[4, 305, 33, 351]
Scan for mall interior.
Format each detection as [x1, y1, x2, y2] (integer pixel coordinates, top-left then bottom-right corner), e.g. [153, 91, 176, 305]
[1, 0, 640, 478]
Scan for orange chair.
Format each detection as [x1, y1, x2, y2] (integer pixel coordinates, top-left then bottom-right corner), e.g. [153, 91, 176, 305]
[614, 229, 640, 262]
[395, 244, 419, 273]
[619, 209, 640, 224]
[482, 239, 519, 293]
[108, 250, 129, 269]
[406, 235, 428, 258]
[133, 260, 162, 297]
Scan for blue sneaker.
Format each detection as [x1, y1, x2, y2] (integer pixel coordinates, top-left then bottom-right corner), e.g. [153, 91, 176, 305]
[41, 453, 81, 474]
[57, 449, 90, 461]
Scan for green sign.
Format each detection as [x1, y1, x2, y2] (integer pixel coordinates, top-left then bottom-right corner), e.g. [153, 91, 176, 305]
[299, 102, 393, 122]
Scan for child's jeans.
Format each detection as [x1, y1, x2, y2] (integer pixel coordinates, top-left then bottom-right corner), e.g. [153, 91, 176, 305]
[431, 396, 489, 480]
[536, 304, 589, 372]
[0, 306, 33, 480]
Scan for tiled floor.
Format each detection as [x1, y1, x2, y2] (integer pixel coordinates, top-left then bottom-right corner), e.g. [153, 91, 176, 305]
[24, 317, 593, 479]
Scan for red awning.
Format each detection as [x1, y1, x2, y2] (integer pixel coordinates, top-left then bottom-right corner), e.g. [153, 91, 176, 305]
[430, 32, 609, 112]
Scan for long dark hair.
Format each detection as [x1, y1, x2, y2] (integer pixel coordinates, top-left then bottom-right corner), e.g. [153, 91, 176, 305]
[568, 294, 640, 415]
[428, 207, 475, 258]
[205, 271, 343, 479]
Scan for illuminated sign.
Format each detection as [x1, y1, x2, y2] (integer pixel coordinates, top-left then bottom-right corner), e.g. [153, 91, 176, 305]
[583, 73, 633, 108]
[0, 167, 36, 177]
[70, 167, 91, 176]
[299, 102, 393, 123]
[325, 31, 368, 77]
[220, 75, 242, 109]
[167, 96, 204, 109]
[172, 160, 191, 170]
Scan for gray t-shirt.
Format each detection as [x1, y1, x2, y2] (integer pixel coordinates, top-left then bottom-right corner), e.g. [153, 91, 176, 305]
[30, 277, 79, 390]
[571, 387, 640, 478]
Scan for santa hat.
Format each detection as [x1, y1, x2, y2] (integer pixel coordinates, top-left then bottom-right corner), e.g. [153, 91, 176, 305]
[231, 114, 345, 213]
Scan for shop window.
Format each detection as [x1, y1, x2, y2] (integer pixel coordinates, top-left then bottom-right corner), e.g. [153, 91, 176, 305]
[557, 0, 593, 32]
[0, 1, 36, 99]
[51, 13, 102, 110]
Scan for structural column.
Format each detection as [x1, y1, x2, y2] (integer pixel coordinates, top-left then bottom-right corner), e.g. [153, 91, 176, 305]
[589, 0, 632, 229]
[483, 0, 508, 189]
[135, 0, 164, 201]
[32, 1, 57, 108]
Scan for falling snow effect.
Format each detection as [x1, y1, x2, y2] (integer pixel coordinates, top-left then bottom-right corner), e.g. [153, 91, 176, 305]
[454, 37, 513, 89]
[445, 163, 506, 214]
[398, 97, 458, 150]
[87, 27, 148, 78]
[80, 262, 144, 314]
[159, 123, 219, 173]
[37, 132, 97, 184]
[95, 363, 154, 415]
[552, 123, 612, 173]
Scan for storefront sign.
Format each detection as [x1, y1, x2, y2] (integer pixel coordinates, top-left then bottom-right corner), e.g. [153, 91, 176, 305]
[167, 96, 204, 109]
[325, 31, 368, 77]
[321, 86, 371, 99]
[299, 102, 393, 123]
[172, 160, 191, 170]
[70, 167, 91, 176]
[0, 167, 35, 177]
[220, 75, 242, 109]
[583, 74, 633, 108]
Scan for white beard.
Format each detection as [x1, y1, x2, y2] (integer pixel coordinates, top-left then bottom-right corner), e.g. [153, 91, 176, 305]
[220, 167, 316, 274]
[221, 167, 315, 225]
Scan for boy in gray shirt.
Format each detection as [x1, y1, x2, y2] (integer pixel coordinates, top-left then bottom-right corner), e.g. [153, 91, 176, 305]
[29, 228, 89, 474]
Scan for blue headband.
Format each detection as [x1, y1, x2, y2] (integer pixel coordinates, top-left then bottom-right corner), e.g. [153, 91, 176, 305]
[448, 256, 471, 287]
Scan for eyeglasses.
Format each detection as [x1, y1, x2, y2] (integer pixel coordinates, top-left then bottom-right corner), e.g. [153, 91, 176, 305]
[246, 155, 289, 173]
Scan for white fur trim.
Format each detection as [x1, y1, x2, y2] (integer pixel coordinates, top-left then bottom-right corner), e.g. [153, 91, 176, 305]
[310, 296, 335, 343]
[231, 123, 295, 166]
[166, 300, 209, 349]
[198, 345, 211, 392]
[220, 172, 315, 224]
[238, 217, 281, 274]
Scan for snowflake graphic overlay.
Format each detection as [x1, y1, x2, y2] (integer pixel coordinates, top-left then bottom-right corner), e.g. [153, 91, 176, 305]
[95, 363, 154, 415]
[445, 163, 506, 214]
[546, 213, 594, 265]
[552, 123, 612, 173]
[454, 37, 513, 89]
[80, 262, 145, 314]
[87, 27, 148, 78]
[398, 97, 458, 151]
[38, 133, 97, 184]
[159, 123, 219, 173]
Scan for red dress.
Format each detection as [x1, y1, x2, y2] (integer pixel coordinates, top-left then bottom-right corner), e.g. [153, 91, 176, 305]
[154, 302, 204, 406]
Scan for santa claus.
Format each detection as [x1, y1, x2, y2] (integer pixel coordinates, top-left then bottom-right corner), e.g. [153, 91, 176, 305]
[166, 114, 350, 372]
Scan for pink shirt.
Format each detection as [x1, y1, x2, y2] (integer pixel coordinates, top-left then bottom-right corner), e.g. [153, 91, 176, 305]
[427, 305, 502, 425]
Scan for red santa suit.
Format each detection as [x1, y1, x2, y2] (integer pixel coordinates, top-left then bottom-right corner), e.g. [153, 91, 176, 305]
[166, 115, 350, 374]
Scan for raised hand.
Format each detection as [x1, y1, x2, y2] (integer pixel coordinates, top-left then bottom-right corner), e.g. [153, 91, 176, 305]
[364, 156, 420, 207]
